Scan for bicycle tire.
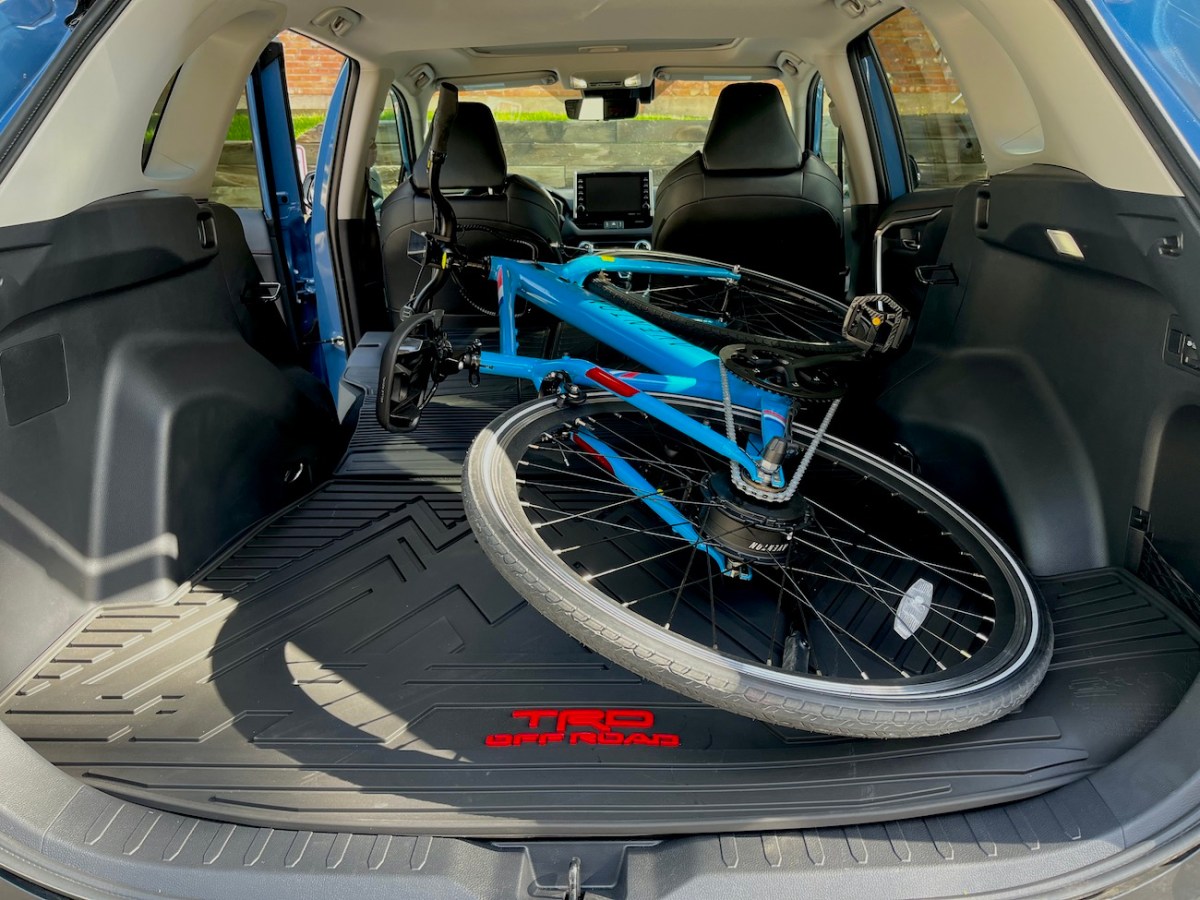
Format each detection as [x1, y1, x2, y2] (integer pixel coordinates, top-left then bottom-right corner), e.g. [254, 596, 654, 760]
[463, 393, 1052, 739]
[585, 253, 855, 354]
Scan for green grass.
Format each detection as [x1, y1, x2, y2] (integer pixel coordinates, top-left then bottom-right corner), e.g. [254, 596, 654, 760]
[424, 109, 567, 122]
[226, 113, 252, 141]
[292, 113, 326, 137]
[496, 111, 569, 122]
[223, 112, 326, 142]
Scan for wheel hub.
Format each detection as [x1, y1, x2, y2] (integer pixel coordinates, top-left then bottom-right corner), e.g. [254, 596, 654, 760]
[700, 472, 812, 563]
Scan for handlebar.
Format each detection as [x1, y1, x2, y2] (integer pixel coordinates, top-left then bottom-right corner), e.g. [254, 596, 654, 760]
[427, 82, 459, 162]
[405, 83, 462, 318]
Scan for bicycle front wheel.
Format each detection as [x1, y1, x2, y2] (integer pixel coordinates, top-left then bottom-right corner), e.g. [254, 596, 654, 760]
[463, 393, 1051, 739]
[585, 252, 853, 353]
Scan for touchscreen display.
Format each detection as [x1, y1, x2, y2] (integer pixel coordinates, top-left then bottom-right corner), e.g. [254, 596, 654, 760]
[583, 174, 643, 214]
[579, 172, 648, 216]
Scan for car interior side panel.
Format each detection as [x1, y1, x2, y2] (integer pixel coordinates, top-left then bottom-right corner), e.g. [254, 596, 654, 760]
[875, 166, 1200, 577]
[0, 192, 341, 685]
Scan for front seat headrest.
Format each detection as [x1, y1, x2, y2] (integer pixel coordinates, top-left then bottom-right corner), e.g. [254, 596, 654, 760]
[412, 102, 507, 191]
[701, 82, 801, 173]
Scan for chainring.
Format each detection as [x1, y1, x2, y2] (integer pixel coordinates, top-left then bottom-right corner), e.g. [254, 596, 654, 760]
[718, 343, 855, 401]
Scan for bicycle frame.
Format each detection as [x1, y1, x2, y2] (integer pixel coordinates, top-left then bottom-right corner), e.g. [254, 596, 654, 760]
[471, 252, 798, 574]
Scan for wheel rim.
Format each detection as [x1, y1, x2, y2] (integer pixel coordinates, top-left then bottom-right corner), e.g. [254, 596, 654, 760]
[589, 255, 850, 348]
[481, 394, 1040, 698]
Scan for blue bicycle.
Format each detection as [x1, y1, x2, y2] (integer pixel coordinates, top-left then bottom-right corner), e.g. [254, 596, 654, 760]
[377, 85, 1050, 738]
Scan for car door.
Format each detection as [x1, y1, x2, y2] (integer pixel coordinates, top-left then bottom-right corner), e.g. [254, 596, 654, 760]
[245, 41, 350, 391]
[850, 12, 986, 311]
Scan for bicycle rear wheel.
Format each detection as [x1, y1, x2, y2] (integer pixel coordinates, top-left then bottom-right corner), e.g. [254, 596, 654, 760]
[463, 393, 1051, 738]
[586, 251, 853, 353]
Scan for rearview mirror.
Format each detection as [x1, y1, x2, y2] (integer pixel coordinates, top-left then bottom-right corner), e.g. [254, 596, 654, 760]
[565, 97, 604, 121]
[565, 91, 640, 121]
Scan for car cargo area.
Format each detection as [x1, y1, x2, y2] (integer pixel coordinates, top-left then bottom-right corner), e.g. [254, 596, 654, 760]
[2, 0, 1200, 891]
[2, 366, 1197, 837]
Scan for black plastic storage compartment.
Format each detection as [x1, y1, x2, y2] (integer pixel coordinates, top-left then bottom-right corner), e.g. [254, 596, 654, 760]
[0, 193, 340, 686]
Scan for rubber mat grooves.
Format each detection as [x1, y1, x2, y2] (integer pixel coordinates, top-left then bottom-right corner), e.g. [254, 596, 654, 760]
[4, 405, 1198, 837]
[338, 384, 521, 478]
[337, 342, 526, 479]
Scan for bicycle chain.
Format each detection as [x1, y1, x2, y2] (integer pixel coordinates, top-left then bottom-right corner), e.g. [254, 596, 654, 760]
[719, 359, 840, 504]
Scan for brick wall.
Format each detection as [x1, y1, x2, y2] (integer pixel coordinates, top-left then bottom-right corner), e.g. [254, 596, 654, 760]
[870, 9, 964, 115]
[278, 31, 345, 110]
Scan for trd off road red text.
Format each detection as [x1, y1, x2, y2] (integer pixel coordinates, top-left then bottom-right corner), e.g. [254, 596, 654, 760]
[484, 708, 681, 747]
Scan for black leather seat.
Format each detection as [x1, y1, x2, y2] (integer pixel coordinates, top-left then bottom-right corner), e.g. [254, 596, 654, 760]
[379, 103, 562, 322]
[652, 83, 846, 298]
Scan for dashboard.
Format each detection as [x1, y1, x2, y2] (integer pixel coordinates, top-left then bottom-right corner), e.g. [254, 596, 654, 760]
[555, 169, 654, 249]
[574, 171, 652, 230]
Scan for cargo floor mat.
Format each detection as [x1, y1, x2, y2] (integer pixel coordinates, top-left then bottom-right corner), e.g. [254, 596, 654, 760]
[3, 397, 1198, 837]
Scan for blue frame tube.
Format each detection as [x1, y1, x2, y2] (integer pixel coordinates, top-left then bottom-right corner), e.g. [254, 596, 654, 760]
[480, 351, 769, 478]
[481, 256, 795, 484]
[491, 258, 732, 374]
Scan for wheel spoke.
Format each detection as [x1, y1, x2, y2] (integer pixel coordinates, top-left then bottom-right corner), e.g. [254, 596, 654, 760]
[758, 567, 889, 679]
[798, 516, 985, 655]
[494, 397, 1015, 692]
[806, 497, 995, 601]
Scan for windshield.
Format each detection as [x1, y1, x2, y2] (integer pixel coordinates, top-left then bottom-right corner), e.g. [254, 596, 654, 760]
[1088, 0, 1200, 165]
[0, 0, 72, 133]
[429, 79, 791, 192]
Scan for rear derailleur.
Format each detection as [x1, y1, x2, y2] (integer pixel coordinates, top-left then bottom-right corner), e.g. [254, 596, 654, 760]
[375, 310, 482, 432]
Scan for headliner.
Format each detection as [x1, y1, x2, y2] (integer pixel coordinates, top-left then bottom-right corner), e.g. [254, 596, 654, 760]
[282, 0, 885, 83]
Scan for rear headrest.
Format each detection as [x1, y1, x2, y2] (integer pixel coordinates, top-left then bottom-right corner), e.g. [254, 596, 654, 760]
[701, 82, 801, 173]
[412, 102, 507, 190]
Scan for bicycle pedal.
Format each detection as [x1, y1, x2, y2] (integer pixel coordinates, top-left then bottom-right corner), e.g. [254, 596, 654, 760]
[843, 293, 910, 353]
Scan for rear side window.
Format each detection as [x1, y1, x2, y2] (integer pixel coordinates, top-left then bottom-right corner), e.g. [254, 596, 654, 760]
[372, 90, 408, 209]
[211, 88, 263, 209]
[809, 78, 842, 171]
[207, 32, 345, 210]
[141, 71, 179, 170]
[869, 10, 986, 189]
